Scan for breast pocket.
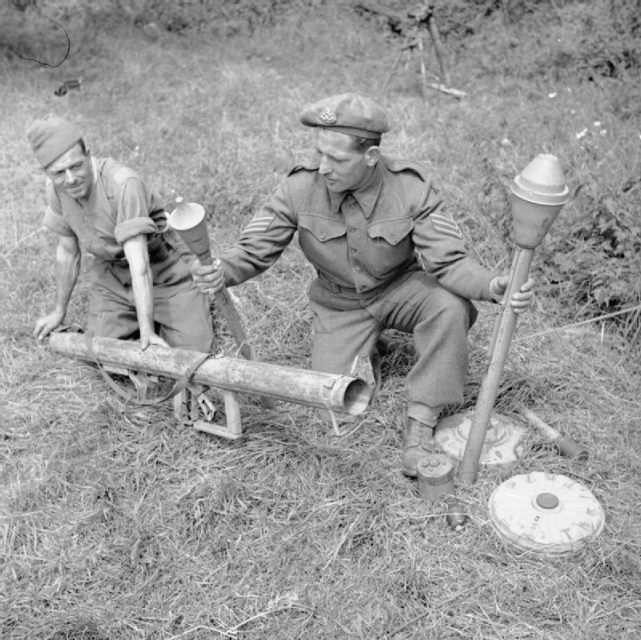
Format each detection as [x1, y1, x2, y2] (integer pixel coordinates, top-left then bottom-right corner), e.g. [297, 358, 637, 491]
[366, 217, 414, 277]
[298, 213, 347, 271]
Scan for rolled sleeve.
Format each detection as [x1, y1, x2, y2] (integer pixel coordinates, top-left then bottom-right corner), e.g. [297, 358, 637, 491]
[113, 175, 158, 244]
[114, 217, 157, 243]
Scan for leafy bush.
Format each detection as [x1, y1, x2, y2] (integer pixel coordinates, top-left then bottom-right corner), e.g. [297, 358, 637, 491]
[99, 0, 299, 34]
[0, 0, 320, 59]
[541, 173, 641, 333]
[556, 0, 641, 80]
[431, 0, 641, 83]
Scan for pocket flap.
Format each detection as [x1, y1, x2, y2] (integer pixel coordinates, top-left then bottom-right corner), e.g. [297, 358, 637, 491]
[299, 213, 347, 242]
[367, 217, 413, 245]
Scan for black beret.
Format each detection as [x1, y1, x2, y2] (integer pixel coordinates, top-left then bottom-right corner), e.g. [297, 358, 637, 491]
[299, 93, 390, 139]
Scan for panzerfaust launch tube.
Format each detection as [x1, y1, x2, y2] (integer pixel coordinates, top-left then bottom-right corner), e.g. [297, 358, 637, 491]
[458, 154, 569, 485]
[458, 247, 533, 483]
[49, 333, 371, 416]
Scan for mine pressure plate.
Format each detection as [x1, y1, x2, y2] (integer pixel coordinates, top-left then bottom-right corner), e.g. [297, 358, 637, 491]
[488, 471, 605, 555]
[434, 411, 526, 466]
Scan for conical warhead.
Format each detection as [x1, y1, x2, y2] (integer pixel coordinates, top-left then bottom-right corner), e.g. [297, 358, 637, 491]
[510, 154, 569, 249]
[511, 153, 569, 206]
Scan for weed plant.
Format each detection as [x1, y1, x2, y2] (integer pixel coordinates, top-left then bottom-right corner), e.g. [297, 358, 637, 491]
[1, 2, 640, 639]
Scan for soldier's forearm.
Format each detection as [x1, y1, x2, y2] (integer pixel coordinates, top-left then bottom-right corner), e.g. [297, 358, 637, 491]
[434, 259, 495, 301]
[123, 235, 156, 338]
[53, 244, 80, 315]
[130, 266, 155, 337]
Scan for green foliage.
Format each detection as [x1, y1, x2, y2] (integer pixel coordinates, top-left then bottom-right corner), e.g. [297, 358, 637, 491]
[91, 0, 300, 34]
[0, 0, 322, 62]
[432, 0, 641, 83]
[557, 0, 641, 80]
[543, 177, 641, 322]
[6, 0, 640, 84]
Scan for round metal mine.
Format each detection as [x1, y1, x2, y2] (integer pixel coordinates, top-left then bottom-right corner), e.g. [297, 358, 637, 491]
[488, 471, 605, 555]
[434, 411, 526, 466]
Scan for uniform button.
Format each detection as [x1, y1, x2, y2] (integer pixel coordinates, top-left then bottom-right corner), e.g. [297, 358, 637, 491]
[320, 233, 326, 239]
[354, 265, 362, 272]
[350, 247, 357, 253]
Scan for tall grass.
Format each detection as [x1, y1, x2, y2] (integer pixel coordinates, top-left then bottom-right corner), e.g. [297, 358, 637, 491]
[1, 4, 640, 639]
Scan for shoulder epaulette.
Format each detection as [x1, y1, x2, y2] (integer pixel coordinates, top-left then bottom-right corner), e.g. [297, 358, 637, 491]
[97, 158, 138, 187]
[111, 165, 138, 185]
[384, 157, 431, 182]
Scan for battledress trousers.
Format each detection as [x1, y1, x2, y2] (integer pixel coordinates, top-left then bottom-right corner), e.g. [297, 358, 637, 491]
[218, 156, 497, 422]
[42, 157, 213, 352]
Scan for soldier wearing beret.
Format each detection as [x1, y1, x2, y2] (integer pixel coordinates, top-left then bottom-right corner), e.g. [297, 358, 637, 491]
[28, 114, 213, 354]
[192, 93, 533, 477]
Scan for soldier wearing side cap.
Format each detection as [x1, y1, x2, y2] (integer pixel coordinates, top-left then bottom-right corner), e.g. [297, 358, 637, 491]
[27, 115, 214, 354]
[192, 93, 534, 477]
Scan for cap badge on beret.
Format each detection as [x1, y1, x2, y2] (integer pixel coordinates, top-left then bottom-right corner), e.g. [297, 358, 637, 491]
[319, 108, 337, 125]
[299, 93, 390, 139]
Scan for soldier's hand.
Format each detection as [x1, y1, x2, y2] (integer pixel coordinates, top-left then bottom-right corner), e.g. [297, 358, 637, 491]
[34, 309, 65, 341]
[140, 332, 170, 351]
[489, 276, 535, 314]
[510, 278, 535, 313]
[190, 260, 225, 294]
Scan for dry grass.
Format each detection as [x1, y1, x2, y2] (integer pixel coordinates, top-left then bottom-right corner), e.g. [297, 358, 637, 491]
[2, 5, 641, 639]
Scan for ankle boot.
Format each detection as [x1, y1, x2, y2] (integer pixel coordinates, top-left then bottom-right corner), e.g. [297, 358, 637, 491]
[401, 417, 436, 477]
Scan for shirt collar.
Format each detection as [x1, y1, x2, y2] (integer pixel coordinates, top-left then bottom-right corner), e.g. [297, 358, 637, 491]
[328, 162, 383, 218]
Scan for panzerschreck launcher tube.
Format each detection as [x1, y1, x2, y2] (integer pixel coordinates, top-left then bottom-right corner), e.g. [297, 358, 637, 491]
[458, 154, 570, 485]
[49, 333, 371, 416]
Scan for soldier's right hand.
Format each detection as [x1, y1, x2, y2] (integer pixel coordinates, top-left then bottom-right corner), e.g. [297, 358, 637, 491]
[34, 309, 65, 341]
[190, 260, 225, 294]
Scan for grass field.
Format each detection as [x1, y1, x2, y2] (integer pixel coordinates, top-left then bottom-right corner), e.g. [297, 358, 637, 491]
[1, 4, 641, 639]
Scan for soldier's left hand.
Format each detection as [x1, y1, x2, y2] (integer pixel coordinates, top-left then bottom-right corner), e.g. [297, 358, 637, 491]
[140, 332, 170, 351]
[489, 276, 535, 314]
